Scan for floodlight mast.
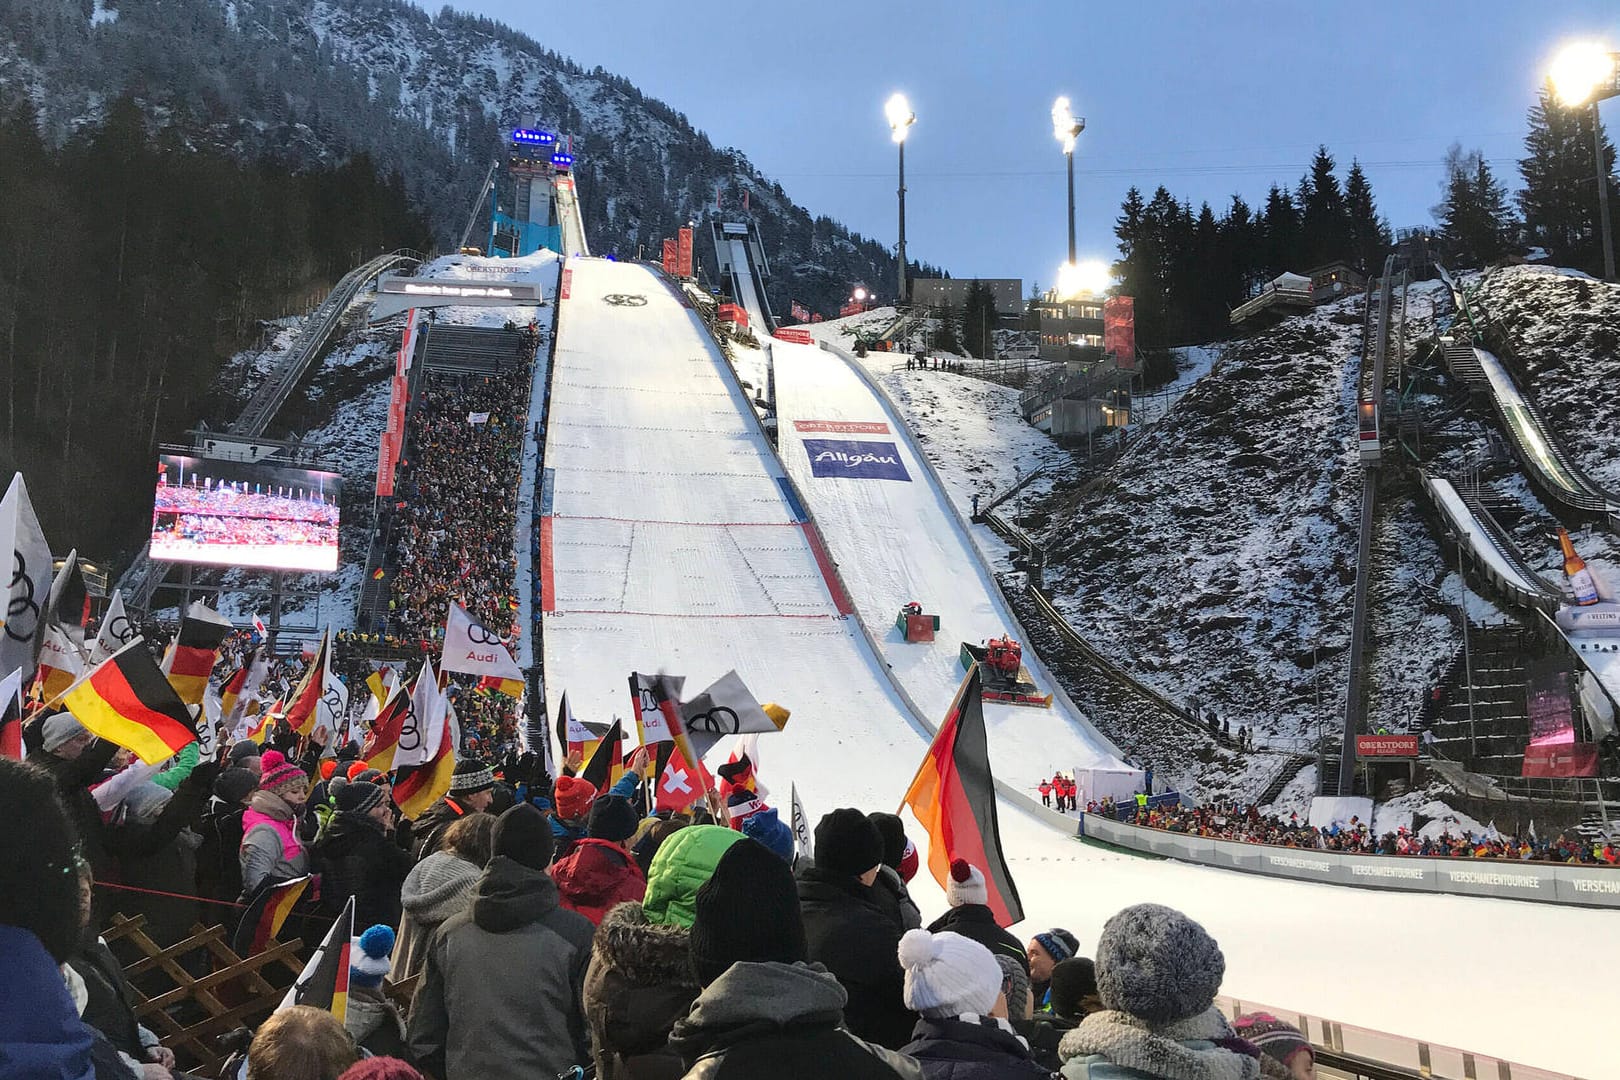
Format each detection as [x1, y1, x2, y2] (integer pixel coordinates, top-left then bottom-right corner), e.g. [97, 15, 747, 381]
[886, 94, 916, 304]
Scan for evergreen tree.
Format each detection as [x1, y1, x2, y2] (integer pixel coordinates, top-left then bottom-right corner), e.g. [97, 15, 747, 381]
[1519, 81, 1618, 271]
[961, 281, 998, 358]
[1300, 145, 1349, 266]
[1219, 193, 1262, 303]
[1343, 160, 1390, 272]
[1436, 144, 1514, 267]
[1260, 184, 1301, 278]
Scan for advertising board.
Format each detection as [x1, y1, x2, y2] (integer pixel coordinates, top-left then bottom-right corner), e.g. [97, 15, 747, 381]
[151, 455, 342, 573]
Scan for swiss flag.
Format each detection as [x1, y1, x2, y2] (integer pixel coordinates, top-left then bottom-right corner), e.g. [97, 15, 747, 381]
[655, 739, 710, 813]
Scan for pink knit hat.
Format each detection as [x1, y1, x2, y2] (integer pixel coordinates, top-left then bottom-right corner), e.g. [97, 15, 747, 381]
[258, 750, 306, 792]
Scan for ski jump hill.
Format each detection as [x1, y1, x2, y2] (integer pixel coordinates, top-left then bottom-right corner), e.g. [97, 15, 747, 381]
[529, 256, 1610, 1077]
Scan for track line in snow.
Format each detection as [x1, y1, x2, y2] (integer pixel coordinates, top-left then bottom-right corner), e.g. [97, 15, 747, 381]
[551, 514, 805, 529]
[548, 608, 840, 621]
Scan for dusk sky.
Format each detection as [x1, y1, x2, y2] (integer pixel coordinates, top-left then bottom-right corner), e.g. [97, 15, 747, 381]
[445, 2, 1616, 289]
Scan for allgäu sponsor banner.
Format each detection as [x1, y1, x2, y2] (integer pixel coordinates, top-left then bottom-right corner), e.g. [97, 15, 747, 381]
[803, 439, 911, 482]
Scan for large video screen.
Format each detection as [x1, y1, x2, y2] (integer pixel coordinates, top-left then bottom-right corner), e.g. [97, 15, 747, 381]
[150, 455, 342, 572]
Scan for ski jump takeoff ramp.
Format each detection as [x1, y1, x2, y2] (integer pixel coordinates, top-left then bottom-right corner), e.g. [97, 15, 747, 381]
[538, 258, 926, 801]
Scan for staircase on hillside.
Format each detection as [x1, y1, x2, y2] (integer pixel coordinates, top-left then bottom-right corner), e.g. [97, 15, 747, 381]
[1256, 753, 1313, 806]
[422, 324, 529, 376]
[1426, 625, 1540, 776]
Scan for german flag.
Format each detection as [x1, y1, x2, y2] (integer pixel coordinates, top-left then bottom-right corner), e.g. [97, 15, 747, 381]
[160, 605, 234, 707]
[230, 875, 311, 956]
[392, 708, 454, 818]
[282, 629, 330, 736]
[278, 896, 353, 1023]
[371, 567, 386, 581]
[900, 663, 1024, 926]
[580, 718, 625, 793]
[360, 684, 409, 772]
[65, 640, 199, 765]
[243, 708, 274, 746]
[476, 674, 525, 699]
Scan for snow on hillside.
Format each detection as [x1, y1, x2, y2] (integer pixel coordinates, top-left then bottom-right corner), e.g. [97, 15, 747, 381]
[1473, 265, 1620, 489]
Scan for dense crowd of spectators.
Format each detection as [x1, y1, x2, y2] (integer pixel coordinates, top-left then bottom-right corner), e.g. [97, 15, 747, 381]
[1094, 798, 1619, 866]
[154, 485, 340, 522]
[384, 365, 531, 645]
[4, 714, 1325, 1080]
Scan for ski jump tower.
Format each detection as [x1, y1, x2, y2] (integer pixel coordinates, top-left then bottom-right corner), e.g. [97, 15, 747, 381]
[488, 126, 574, 258]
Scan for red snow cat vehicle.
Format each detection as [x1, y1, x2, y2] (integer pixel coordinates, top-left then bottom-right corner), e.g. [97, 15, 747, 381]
[896, 601, 939, 642]
[959, 635, 1052, 708]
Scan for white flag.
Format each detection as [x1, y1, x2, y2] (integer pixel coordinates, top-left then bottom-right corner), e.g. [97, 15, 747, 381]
[441, 603, 524, 681]
[90, 590, 138, 666]
[0, 474, 52, 680]
[392, 659, 445, 768]
[198, 686, 223, 758]
[790, 782, 813, 863]
[629, 672, 686, 745]
[317, 645, 349, 754]
[680, 670, 781, 760]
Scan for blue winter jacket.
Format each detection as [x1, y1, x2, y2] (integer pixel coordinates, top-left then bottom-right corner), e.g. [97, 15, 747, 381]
[0, 924, 96, 1080]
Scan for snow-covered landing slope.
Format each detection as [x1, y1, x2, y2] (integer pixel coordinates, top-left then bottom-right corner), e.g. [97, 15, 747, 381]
[772, 340, 1127, 790]
[539, 258, 928, 803]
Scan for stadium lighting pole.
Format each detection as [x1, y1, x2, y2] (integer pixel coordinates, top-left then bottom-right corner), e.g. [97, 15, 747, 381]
[1549, 43, 1620, 282]
[886, 94, 915, 305]
[1052, 97, 1085, 266]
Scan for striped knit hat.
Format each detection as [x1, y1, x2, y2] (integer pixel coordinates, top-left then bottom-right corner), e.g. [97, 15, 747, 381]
[449, 759, 495, 795]
[1233, 1013, 1312, 1069]
[258, 750, 305, 792]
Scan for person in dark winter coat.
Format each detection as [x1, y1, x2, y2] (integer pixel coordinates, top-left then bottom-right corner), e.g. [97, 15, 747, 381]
[1058, 904, 1259, 1080]
[196, 768, 257, 902]
[898, 929, 1050, 1080]
[667, 837, 921, 1080]
[796, 809, 917, 1050]
[409, 803, 597, 1080]
[30, 714, 119, 885]
[314, 783, 415, 929]
[1021, 958, 1098, 1070]
[926, 860, 1027, 972]
[410, 760, 496, 861]
[551, 794, 647, 925]
[867, 813, 922, 931]
[583, 824, 742, 1080]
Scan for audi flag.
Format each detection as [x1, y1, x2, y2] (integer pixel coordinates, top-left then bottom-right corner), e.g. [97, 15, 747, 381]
[678, 669, 788, 761]
[442, 602, 525, 690]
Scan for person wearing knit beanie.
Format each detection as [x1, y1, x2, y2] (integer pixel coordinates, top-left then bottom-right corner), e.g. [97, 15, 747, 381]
[689, 834, 807, 985]
[1056, 905, 1253, 1080]
[586, 794, 640, 843]
[740, 806, 795, 862]
[898, 930, 1051, 1080]
[797, 810, 916, 1050]
[927, 860, 1027, 971]
[492, 802, 555, 870]
[1048, 957, 1101, 1022]
[346, 760, 371, 782]
[811, 807, 884, 880]
[1027, 927, 1079, 1008]
[336, 781, 388, 817]
[257, 750, 307, 797]
[1093, 903, 1225, 1026]
[865, 813, 923, 931]
[447, 760, 496, 810]
[898, 929, 1003, 1019]
[552, 775, 596, 823]
[345, 926, 409, 1058]
[213, 767, 258, 808]
[1233, 1013, 1315, 1080]
[39, 713, 91, 757]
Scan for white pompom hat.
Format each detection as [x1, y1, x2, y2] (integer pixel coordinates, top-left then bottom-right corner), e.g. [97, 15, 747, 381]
[898, 928, 1003, 1019]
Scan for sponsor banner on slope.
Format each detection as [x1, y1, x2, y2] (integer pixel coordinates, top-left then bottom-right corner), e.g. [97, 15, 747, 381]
[1355, 734, 1419, 757]
[1522, 742, 1600, 778]
[803, 439, 911, 482]
[792, 420, 890, 434]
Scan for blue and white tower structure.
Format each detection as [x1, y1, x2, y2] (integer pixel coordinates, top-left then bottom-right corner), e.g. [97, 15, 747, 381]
[489, 126, 571, 258]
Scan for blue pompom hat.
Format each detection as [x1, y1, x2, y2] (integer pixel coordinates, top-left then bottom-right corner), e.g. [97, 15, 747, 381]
[350, 924, 396, 988]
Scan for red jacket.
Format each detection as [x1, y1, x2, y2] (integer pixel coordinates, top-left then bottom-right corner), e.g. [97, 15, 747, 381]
[548, 838, 647, 925]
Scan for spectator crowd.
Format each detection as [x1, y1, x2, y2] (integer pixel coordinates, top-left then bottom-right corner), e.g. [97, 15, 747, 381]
[3, 701, 1326, 1080]
[1096, 798, 1618, 866]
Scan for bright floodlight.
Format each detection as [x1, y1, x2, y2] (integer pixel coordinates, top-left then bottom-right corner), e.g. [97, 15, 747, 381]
[1550, 42, 1617, 106]
[853, 286, 869, 302]
[885, 93, 915, 142]
[1052, 96, 1084, 153]
[1057, 260, 1110, 299]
